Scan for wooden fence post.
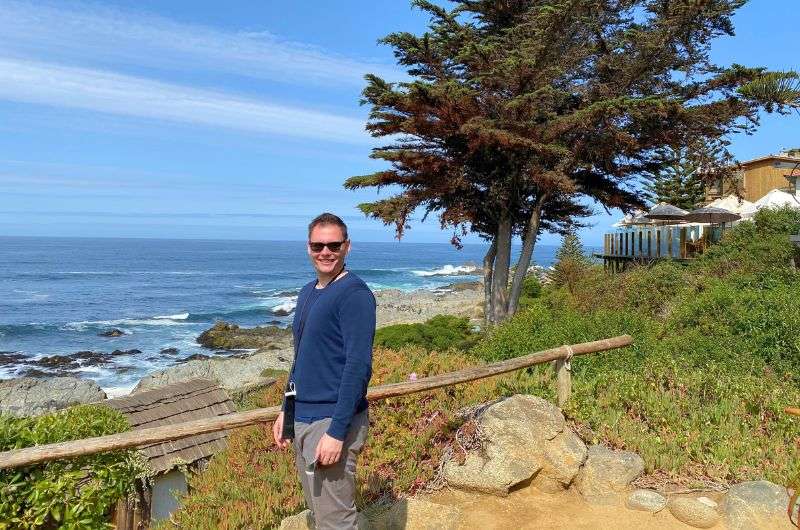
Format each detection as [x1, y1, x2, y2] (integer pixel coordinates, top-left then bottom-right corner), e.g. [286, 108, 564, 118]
[554, 345, 573, 407]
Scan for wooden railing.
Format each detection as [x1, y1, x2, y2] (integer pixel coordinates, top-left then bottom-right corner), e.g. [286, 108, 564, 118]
[0, 335, 633, 470]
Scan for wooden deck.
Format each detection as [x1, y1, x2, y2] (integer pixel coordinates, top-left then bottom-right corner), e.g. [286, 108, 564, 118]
[598, 225, 719, 272]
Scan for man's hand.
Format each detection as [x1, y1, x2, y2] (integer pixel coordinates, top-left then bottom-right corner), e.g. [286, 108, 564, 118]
[315, 433, 343, 466]
[272, 412, 291, 450]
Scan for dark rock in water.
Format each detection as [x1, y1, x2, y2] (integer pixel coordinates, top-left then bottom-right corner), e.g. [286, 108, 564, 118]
[268, 320, 283, 325]
[17, 368, 49, 378]
[197, 321, 292, 350]
[99, 328, 125, 337]
[178, 353, 210, 363]
[72, 351, 110, 366]
[213, 351, 229, 356]
[272, 308, 293, 316]
[111, 349, 141, 356]
[0, 352, 26, 366]
[441, 281, 482, 292]
[276, 290, 298, 297]
[160, 347, 179, 355]
[31, 355, 79, 370]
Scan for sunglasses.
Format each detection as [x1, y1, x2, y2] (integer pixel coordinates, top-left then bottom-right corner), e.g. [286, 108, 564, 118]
[308, 240, 346, 252]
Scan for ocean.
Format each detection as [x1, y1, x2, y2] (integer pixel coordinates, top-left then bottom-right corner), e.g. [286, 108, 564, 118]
[0, 236, 562, 395]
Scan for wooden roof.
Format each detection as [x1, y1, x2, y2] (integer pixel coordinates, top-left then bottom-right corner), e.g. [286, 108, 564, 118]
[104, 379, 235, 474]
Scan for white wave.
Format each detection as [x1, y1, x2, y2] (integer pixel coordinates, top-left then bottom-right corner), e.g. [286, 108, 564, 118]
[64, 316, 190, 329]
[103, 384, 136, 398]
[154, 312, 190, 320]
[271, 301, 297, 314]
[411, 264, 480, 277]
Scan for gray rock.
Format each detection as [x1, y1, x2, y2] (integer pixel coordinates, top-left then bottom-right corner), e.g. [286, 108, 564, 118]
[98, 328, 124, 337]
[134, 348, 290, 396]
[446, 395, 575, 496]
[372, 498, 461, 530]
[532, 428, 587, 492]
[626, 489, 667, 513]
[0, 377, 106, 416]
[279, 509, 369, 530]
[668, 497, 720, 528]
[575, 445, 644, 504]
[444, 452, 539, 496]
[722, 480, 793, 530]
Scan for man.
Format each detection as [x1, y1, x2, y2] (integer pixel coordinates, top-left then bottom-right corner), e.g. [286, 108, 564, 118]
[273, 212, 375, 530]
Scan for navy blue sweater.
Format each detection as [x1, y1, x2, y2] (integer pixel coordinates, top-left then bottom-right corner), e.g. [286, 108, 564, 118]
[289, 272, 375, 440]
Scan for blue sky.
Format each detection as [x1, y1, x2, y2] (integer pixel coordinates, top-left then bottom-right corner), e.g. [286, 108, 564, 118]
[0, 0, 797, 246]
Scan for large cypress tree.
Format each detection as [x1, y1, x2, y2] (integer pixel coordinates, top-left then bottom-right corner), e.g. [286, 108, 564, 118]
[347, 0, 790, 324]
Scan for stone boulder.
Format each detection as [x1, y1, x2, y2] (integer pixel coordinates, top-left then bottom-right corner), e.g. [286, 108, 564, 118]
[372, 498, 462, 530]
[134, 348, 291, 397]
[722, 480, 793, 530]
[445, 395, 586, 496]
[196, 321, 292, 350]
[626, 489, 667, 513]
[0, 377, 107, 416]
[444, 452, 539, 496]
[574, 444, 644, 503]
[279, 509, 369, 530]
[98, 328, 124, 337]
[668, 497, 720, 528]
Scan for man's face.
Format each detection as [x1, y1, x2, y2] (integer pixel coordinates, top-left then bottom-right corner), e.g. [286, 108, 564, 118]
[307, 224, 350, 276]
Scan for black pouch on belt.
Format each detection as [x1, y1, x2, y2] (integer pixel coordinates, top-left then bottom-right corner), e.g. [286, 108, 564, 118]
[281, 381, 297, 440]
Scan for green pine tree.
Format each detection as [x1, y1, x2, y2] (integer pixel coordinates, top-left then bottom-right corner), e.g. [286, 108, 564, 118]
[552, 232, 588, 294]
[644, 144, 723, 210]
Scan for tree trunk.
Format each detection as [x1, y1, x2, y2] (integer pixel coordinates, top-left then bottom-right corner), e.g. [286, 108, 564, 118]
[490, 215, 512, 324]
[507, 194, 547, 317]
[482, 238, 497, 325]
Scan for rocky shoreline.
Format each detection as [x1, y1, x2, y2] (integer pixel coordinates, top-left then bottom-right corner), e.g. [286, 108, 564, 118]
[0, 281, 484, 417]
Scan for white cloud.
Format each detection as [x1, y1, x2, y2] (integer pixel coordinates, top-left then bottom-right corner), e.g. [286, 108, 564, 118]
[0, 58, 371, 144]
[0, 0, 399, 88]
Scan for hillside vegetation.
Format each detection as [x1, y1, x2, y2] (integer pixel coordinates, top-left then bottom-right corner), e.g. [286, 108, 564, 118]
[169, 207, 800, 529]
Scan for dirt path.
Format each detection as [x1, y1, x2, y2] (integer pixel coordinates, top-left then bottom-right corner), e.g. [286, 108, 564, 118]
[424, 486, 695, 529]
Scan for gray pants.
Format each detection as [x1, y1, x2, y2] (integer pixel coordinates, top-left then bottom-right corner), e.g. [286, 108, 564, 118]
[294, 410, 369, 530]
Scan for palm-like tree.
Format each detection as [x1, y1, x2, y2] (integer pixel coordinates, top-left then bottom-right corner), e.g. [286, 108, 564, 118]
[739, 71, 800, 116]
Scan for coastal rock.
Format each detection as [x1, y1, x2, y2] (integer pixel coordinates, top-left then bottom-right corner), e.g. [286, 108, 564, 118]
[446, 395, 583, 496]
[178, 354, 210, 363]
[575, 445, 644, 504]
[29, 355, 80, 370]
[279, 509, 369, 530]
[272, 308, 293, 317]
[71, 350, 110, 366]
[722, 480, 792, 529]
[134, 348, 290, 397]
[111, 349, 141, 356]
[373, 498, 462, 530]
[626, 489, 667, 512]
[98, 328, 125, 337]
[668, 497, 720, 528]
[160, 347, 179, 355]
[196, 321, 292, 350]
[374, 285, 483, 327]
[0, 377, 106, 416]
[0, 352, 26, 366]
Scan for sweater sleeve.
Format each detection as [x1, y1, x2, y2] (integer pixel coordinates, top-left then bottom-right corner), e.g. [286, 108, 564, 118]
[327, 287, 375, 441]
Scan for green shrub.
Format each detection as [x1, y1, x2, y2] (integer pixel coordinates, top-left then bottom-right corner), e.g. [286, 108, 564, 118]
[373, 315, 481, 352]
[0, 405, 140, 529]
[521, 275, 542, 299]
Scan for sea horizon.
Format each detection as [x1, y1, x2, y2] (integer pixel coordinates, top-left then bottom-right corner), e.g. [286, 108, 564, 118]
[0, 236, 581, 395]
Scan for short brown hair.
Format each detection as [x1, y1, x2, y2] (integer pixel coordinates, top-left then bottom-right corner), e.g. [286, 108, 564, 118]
[308, 212, 348, 240]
